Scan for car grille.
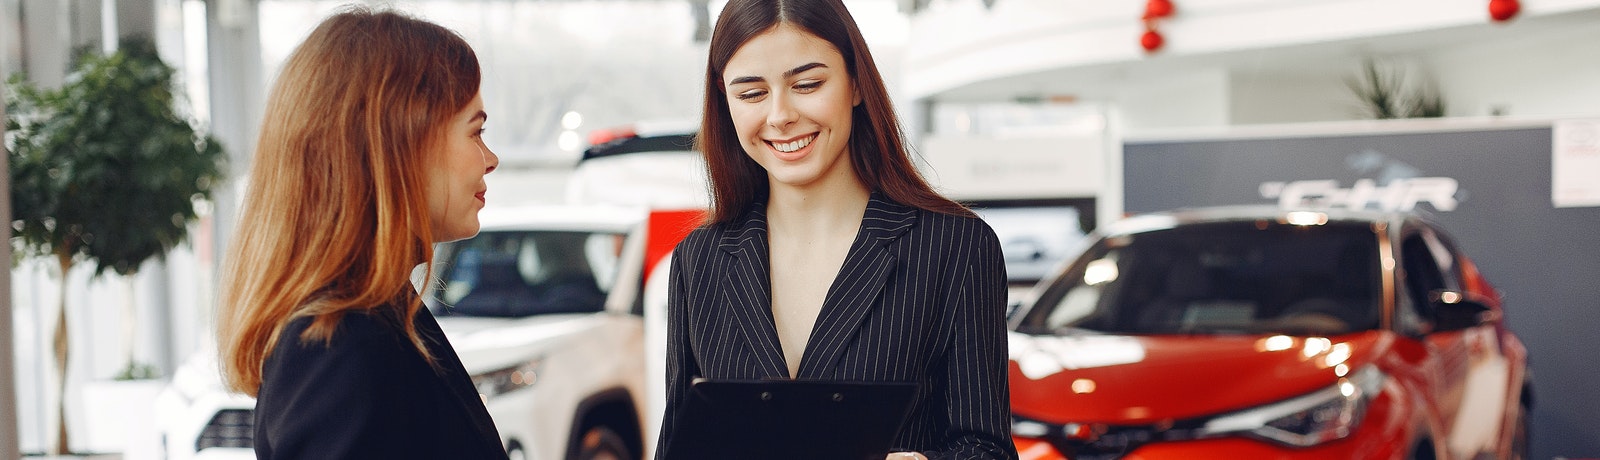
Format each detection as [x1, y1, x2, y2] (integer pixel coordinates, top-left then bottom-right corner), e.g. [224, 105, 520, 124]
[1053, 425, 1169, 460]
[196, 409, 254, 451]
[1030, 420, 1206, 460]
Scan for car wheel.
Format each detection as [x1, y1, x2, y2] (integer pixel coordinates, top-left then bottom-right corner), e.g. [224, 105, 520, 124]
[1410, 437, 1437, 460]
[577, 426, 630, 460]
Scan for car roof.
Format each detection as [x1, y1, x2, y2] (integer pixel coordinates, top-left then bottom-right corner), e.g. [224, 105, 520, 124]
[1100, 205, 1419, 237]
[580, 120, 698, 162]
[475, 204, 645, 233]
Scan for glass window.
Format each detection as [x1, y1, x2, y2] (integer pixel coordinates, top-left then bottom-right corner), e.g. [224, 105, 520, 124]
[971, 200, 1093, 285]
[1017, 221, 1381, 336]
[1398, 228, 1463, 331]
[429, 230, 623, 318]
[1400, 233, 1447, 316]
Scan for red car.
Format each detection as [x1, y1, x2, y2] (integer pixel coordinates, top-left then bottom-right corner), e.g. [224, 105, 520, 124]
[1006, 207, 1530, 460]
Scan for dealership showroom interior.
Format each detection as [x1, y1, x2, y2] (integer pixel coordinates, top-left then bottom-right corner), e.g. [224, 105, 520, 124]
[2, 0, 1599, 458]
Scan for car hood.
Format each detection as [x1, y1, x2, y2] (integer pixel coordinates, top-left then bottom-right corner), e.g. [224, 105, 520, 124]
[435, 313, 605, 373]
[1008, 330, 1389, 424]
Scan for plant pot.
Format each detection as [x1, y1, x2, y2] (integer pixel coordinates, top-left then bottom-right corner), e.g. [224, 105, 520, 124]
[79, 378, 166, 454]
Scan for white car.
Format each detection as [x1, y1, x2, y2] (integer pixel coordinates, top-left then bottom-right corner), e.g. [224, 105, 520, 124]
[153, 204, 653, 460]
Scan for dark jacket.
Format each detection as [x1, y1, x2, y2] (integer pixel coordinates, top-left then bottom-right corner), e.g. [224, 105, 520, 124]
[657, 193, 1018, 460]
[254, 299, 508, 460]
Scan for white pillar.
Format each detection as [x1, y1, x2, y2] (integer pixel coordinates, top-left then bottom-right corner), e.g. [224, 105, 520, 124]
[1, 0, 21, 76]
[19, 0, 71, 86]
[204, 0, 262, 301]
[1, 65, 22, 460]
[114, 0, 155, 41]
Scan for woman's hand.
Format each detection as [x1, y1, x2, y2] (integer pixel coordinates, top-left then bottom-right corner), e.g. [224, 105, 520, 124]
[887, 452, 927, 460]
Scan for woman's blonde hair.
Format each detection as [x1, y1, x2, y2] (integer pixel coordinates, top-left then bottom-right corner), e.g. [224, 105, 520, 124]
[218, 6, 480, 396]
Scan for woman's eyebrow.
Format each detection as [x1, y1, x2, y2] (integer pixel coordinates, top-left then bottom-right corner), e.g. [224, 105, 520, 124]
[727, 62, 828, 86]
[783, 62, 826, 79]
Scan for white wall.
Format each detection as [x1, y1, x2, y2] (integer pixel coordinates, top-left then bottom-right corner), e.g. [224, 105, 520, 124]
[1230, 72, 1363, 125]
[1113, 67, 1232, 132]
[1428, 21, 1600, 118]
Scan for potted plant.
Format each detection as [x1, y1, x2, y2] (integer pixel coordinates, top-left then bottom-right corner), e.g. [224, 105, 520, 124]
[4, 37, 226, 455]
[1347, 58, 1447, 119]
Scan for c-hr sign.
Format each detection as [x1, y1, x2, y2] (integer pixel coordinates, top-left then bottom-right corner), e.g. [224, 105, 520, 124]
[1258, 177, 1460, 211]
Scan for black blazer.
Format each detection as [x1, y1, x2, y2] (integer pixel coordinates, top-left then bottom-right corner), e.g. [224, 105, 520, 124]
[254, 299, 509, 460]
[657, 193, 1018, 460]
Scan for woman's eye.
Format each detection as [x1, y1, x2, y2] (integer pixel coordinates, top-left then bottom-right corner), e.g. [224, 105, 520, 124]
[794, 81, 823, 92]
[474, 128, 486, 138]
[735, 89, 767, 101]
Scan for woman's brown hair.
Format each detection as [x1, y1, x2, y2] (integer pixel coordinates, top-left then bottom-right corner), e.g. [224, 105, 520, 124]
[697, 0, 971, 224]
[218, 6, 480, 396]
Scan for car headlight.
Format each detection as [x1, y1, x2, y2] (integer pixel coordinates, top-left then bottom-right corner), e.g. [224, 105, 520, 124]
[472, 358, 544, 400]
[1012, 418, 1052, 438]
[1200, 365, 1386, 447]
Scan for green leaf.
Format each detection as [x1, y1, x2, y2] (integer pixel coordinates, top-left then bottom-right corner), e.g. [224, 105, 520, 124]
[4, 37, 228, 278]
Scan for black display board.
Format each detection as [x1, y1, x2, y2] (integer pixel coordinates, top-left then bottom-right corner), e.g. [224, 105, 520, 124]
[1125, 122, 1600, 458]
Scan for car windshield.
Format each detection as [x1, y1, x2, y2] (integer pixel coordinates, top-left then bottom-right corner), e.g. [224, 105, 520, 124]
[1016, 220, 1380, 336]
[429, 230, 625, 318]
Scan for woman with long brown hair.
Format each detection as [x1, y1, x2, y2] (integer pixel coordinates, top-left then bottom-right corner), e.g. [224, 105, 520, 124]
[657, 0, 1017, 458]
[216, 6, 505, 459]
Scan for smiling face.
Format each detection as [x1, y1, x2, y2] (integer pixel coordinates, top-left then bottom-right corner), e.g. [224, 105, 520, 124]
[722, 23, 862, 193]
[426, 92, 498, 243]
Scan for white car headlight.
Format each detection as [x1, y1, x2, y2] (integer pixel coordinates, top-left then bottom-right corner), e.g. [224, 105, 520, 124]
[472, 358, 544, 400]
[1200, 365, 1386, 447]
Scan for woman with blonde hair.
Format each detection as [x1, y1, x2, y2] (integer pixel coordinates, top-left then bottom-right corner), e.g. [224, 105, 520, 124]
[216, 7, 505, 459]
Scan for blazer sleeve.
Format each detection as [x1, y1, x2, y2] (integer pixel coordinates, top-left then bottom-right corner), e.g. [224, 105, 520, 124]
[255, 316, 432, 460]
[928, 223, 1018, 460]
[654, 245, 702, 460]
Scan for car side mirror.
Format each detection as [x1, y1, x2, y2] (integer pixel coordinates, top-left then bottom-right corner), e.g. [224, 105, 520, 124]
[1429, 290, 1498, 332]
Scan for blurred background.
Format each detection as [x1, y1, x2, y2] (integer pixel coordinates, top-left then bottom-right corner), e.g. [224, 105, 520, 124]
[3, 0, 1598, 459]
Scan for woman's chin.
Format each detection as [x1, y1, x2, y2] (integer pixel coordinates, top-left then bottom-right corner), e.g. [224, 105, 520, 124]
[432, 224, 479, 244]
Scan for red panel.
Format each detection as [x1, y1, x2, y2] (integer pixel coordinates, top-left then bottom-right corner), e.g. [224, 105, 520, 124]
[644, 209, 706, 283]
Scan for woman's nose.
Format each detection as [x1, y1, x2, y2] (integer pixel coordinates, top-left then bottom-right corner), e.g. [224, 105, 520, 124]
[766, 93, 798, 129]
[482, 145, 500, 174]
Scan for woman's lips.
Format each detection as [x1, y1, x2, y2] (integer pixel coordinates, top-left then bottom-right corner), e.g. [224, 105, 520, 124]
[767, 133, 817, 162]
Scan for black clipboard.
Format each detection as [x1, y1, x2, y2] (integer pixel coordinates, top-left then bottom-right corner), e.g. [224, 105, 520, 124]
[661, 378, 920, 460]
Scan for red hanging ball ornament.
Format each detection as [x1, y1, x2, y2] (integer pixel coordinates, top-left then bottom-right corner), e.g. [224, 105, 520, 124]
[1140, 28, 1164, 52]
[1489, 0, 1520, 22]
[1143, 0, 1175, 20]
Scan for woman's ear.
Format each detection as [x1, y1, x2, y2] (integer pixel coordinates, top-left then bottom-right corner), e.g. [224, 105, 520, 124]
[853, 80, 863, 107]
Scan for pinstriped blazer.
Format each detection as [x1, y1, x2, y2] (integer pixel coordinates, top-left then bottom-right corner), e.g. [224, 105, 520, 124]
[656, 193, 1018, 460]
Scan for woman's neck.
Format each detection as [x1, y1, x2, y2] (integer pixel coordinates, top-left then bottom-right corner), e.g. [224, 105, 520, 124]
[765, 176, 870, 238]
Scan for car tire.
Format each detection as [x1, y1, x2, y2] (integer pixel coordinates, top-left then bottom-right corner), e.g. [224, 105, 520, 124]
[576, 425, 630, 460]
[1408, 434, 1438, 460]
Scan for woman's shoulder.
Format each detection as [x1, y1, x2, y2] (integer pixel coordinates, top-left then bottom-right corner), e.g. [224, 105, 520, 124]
[869, 191, 994, 239]
[672, 223, 725, 258]
[910, 206, 1000, 243]
[274, 307, 409, 357]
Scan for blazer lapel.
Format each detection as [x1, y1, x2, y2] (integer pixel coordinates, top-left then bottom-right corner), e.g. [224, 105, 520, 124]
[717, 204, 791, 379]
[796, 193, 918, 379]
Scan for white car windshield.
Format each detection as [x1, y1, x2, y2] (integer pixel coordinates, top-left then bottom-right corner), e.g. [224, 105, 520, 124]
[429, 230, 625, 318]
